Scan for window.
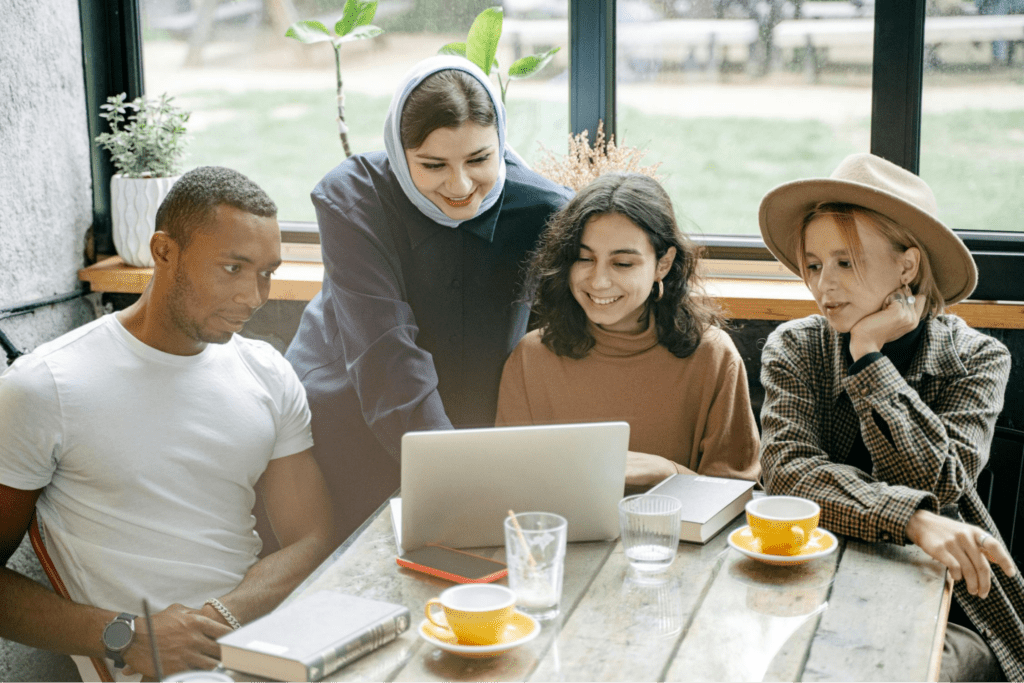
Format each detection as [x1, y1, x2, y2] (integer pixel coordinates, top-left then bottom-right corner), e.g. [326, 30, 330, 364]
[615, 2, 872, 239]
[136, 0, 569, 223]
[87, 0, 1024, 300]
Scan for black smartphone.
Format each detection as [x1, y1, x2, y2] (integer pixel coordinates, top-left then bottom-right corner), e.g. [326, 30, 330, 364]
[396, 544, 508, 583]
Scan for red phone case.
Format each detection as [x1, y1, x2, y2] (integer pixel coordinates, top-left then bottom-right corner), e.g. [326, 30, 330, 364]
[396, 544, 508, 583]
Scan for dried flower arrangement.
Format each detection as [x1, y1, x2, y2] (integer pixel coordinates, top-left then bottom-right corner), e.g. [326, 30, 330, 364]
[533, 121, 661, 191]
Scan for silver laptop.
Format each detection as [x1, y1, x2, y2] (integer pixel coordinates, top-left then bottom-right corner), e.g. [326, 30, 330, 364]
[398, 422, 629, 551]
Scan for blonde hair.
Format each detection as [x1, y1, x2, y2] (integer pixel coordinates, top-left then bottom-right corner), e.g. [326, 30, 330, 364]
[798, 202, 944, 318]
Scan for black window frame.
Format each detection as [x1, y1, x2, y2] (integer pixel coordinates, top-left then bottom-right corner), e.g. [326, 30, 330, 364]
[86, 0, 1024, 301]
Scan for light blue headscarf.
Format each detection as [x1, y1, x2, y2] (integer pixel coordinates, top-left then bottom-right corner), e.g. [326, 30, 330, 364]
[383, 55, 508, 228]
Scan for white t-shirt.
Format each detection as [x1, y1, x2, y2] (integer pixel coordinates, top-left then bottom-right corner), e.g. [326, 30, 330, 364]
[0, 314, 314, 680]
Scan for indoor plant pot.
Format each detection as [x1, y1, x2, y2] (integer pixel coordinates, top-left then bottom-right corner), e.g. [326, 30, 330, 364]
[95, 93, 189, 267]
[109, 174, 180, 267]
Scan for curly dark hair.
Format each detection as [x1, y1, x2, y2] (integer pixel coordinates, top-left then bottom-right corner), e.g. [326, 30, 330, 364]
[526, 173, 723, 359]
[155, 166, 277, 250]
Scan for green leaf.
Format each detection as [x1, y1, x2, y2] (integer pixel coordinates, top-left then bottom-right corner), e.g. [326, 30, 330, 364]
[334, 24, 383, 44]
[508, 46, 560, 79]
[466, 6, 502, 75]
[355, 0, 377, 27]
[335, 0, 364, 37]
[438, 41, 467, 57]
[285, 20, 333, 43]
[438, 42, 498, 70]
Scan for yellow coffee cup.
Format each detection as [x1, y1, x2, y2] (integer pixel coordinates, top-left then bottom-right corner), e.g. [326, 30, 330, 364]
[745, 496, 820, 555]
[424, 584, 517, 646]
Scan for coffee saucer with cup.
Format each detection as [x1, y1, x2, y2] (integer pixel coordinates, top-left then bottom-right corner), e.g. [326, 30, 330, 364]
[727, 526, 837, 566]
[727, 495, 838, 566]
[418, 583, 540, 658]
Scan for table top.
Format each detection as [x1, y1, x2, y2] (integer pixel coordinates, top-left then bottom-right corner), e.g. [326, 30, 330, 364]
[285, 502, 951, 682]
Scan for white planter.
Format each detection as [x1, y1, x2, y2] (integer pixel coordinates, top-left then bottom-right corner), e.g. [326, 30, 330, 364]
[110, 174, 179, 267]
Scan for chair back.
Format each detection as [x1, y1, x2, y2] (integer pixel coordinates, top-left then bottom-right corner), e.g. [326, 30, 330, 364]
[29, 515, 115, 682]
[977, 425, 1024, 565]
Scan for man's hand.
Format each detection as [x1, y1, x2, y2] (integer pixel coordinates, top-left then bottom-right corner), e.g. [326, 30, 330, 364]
[625, 451, 688, 487]
[906, 509, 1018, 599]
[848, 285, 926, 361]
[122, 603, 232, 678]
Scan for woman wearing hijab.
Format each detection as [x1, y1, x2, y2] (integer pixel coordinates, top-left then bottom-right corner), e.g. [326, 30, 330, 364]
[758, 152, 1022, 681]
[286, 56, 573, 540]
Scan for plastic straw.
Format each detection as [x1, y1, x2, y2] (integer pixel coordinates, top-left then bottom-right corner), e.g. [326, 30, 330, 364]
[507, 510, 538, 569]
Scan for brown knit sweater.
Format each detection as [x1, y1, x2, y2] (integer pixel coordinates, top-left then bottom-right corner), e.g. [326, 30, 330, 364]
[496, 321, 761, 482]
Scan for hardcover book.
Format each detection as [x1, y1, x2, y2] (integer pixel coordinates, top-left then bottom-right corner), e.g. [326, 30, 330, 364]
[218, 590, 410, 681]
[646, 473, 756, 544]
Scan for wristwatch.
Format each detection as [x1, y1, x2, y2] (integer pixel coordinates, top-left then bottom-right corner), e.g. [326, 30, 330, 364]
[101, 612, 137, 669]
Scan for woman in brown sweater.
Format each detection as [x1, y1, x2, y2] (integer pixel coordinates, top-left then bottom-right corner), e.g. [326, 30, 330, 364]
[496, 173, 760, 487]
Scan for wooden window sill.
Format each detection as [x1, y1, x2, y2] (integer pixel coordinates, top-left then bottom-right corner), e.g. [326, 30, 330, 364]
[79, 256, 1024, 329]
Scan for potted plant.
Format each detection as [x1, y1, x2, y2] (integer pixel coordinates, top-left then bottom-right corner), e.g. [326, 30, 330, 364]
[534, 121, 661, 191]
[95, 92, 190, 267]
[439, 6, 560, 105]
[285, 0, 384, 158]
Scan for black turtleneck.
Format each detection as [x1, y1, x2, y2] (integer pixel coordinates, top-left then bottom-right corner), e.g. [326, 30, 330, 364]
[841, 319, 927, 474]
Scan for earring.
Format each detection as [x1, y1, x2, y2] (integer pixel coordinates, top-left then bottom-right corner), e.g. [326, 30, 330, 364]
[655, 280, 664, 302]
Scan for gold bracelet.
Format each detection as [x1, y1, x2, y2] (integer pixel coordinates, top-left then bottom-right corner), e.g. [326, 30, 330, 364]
[204, 598, 241, 630]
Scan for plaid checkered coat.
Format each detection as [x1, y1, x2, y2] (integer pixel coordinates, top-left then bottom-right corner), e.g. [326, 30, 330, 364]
[760, 313, 1024, 680]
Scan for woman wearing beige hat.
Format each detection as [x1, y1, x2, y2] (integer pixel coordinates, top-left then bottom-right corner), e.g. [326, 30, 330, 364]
[758, 152, 1022, 681]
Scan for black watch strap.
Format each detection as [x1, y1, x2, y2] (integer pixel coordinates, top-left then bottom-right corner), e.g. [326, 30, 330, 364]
[102, 611, 137, 669]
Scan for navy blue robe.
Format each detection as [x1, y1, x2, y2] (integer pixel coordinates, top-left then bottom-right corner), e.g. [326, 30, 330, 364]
[286, 150, 573, 540]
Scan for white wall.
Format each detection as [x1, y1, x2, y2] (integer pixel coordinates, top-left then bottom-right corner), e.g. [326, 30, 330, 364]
[1, 0, 96, 679]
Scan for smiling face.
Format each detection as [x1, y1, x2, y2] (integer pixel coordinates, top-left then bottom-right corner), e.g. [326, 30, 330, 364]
[405, 121, 500, 220]
[802, 213, 906, 333]
[569, 212, 675, 334]
[164, 204, 282, 352]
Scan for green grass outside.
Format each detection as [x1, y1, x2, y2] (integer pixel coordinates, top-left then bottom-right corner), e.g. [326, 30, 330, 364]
[178, 89, 1023, 235]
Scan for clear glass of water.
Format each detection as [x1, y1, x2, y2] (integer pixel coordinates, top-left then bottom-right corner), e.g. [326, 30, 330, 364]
[619, 494, 681, 572]
[503, 511, 567, 621]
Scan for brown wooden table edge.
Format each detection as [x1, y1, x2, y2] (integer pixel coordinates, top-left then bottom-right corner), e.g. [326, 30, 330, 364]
[926, 573, 955, 682]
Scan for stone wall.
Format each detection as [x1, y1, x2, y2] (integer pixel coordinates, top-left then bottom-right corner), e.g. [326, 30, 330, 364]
[0, 0, 96, 679]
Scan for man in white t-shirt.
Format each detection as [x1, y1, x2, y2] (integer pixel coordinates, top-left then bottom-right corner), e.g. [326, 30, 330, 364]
[0, 167, 335, 681]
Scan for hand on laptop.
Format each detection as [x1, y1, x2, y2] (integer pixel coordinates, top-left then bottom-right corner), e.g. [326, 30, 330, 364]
[625, 451, 694, 486]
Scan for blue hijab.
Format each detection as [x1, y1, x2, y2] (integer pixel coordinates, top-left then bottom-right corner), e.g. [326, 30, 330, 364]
[382, 55, 508, 229]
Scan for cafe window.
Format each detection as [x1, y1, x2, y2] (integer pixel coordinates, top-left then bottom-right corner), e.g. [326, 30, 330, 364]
[135, 0, 569, 223]
[90, 0, 1024, 300]
[614, 1, 872, 239]
[919, 9, 1024, 236]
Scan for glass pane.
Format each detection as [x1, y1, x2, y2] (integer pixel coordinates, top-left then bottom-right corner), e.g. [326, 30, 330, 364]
[615, 1, 874, 237]
[139, 0, 569, 223]
[920, 5, 1024, 234]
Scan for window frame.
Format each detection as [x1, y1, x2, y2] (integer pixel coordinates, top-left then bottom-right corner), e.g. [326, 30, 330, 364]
[90, 0, 1024, 301]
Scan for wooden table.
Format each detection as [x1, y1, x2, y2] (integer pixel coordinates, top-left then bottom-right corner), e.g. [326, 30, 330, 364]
[282, 501, 951, 682]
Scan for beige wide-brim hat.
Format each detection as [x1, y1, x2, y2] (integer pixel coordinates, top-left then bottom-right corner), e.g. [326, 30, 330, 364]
[758, 152, 977, 305]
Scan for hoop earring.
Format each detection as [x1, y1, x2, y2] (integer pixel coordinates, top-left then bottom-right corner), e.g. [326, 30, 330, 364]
[655, 280, 664, 302]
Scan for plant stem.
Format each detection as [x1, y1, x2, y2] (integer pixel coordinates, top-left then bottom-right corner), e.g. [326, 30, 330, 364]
[334, 44, 352, 158]
[497, 73, 508, 105]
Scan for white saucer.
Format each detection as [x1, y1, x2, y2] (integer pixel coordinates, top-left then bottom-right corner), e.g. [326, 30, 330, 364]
[417, 611, 540, 658]
[728, 525, 838, 566]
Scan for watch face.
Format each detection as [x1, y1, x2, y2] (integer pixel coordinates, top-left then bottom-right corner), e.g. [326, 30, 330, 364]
[104, 620, 133, 650]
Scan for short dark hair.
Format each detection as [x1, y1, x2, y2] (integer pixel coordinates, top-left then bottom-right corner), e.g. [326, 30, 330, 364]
[526, 173, 723, 359]
[400, 69, 497, 149]
[155, 166, 277, 249]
